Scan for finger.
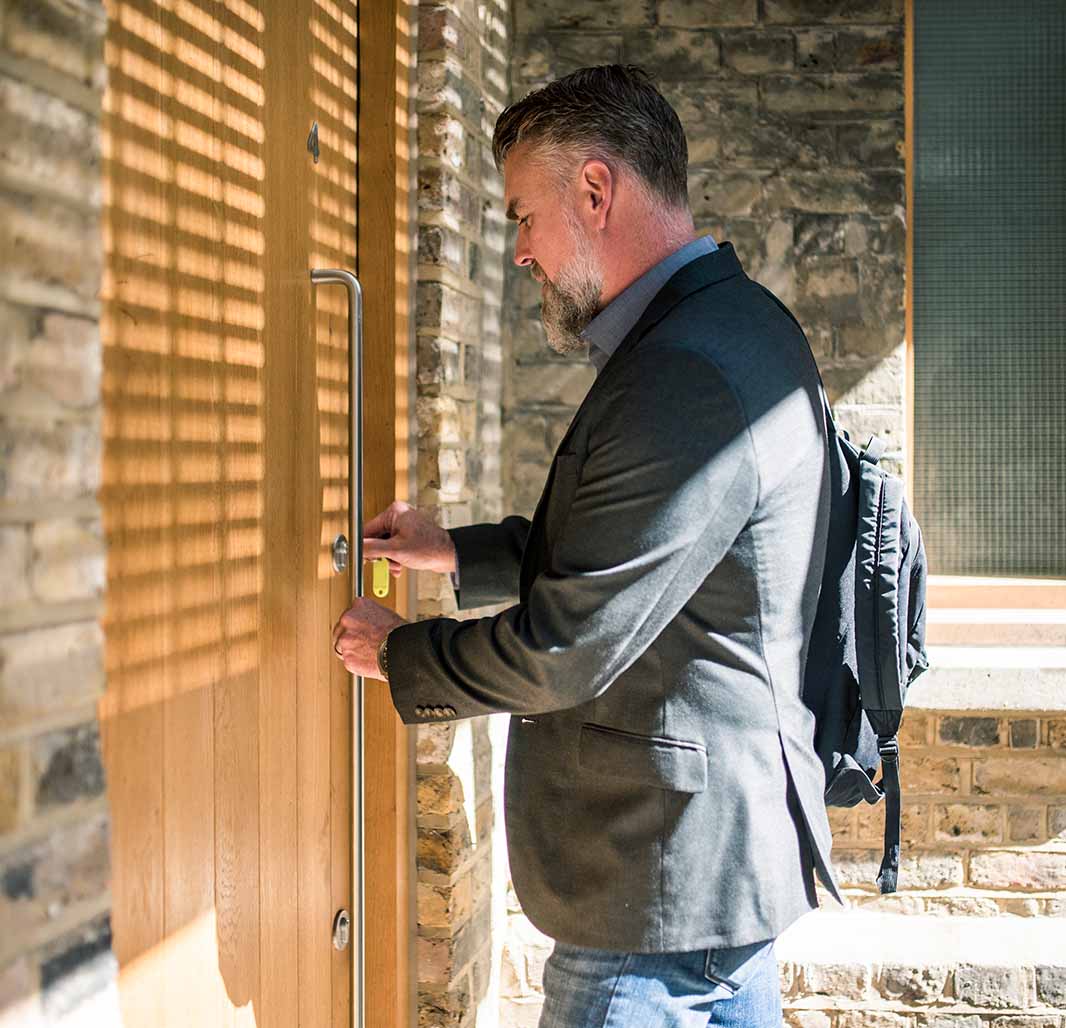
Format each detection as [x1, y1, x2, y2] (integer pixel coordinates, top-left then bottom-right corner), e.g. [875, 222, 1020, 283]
[362, 537, 399, 560]
[363, 509, 391, 538]
[364, 502, 406, 538]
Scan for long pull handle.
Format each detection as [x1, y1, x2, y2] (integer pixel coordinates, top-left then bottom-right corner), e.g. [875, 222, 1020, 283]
[310, 267, 364, 1028]
[311, 268, 364, 588]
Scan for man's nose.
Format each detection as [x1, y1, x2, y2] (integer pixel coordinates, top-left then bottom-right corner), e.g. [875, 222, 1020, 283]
[513, 238, 533, 268]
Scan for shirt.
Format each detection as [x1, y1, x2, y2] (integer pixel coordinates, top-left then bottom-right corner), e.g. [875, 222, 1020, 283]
[583, 234, 719, 376]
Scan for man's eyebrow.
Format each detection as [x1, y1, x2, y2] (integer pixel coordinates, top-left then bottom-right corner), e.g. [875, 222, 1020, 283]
[505, 197, 523, 222]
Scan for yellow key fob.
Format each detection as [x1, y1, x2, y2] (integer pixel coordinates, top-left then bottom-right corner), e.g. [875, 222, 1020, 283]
[372, 558, 390, 598]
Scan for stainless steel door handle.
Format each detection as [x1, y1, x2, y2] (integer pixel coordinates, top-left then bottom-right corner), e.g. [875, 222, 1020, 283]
[309, 267, 364, 1028]
[311, 268, 364, 595]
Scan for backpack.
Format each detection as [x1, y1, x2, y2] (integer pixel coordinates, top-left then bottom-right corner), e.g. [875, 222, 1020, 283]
[802, 395, 930, 894]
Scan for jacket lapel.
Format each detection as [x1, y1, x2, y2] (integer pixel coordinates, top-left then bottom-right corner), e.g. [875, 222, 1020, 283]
[515, 244, 741, 592]
[552, 243, 745, 458]
[518, 242, 747, 598]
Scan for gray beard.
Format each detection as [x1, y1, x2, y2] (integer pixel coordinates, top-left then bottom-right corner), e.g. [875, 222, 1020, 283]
[538, 255, 602, 356]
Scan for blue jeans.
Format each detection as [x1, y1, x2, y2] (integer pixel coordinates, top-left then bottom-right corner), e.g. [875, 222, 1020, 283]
[537, 938, 782, 1028]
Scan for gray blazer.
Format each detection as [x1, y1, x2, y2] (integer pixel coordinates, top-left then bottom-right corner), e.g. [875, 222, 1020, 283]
[388, 244, 841, 952]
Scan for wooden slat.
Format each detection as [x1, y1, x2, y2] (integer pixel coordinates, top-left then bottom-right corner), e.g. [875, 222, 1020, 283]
[157, 5, 226, 1019]
[258, 1, 308, 1024]
[99, 1, 169, 1023]
[358, 2, 416, 1025]
[214, 670, 261, 1028]
[213, 2, 263, 1022]
[307, 3, 359, 1024]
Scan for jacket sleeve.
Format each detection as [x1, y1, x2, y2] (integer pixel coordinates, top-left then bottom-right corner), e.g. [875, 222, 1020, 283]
[387, 346, 759, 723]
[447, 517, 531, 610]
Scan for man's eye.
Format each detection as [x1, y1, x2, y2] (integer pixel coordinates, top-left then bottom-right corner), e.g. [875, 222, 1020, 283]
[518, 215, 530, 228]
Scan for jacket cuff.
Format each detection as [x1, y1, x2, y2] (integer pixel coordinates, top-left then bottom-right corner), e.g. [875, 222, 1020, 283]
[386, 619, 458, 725]
[447, 523, 520, 609]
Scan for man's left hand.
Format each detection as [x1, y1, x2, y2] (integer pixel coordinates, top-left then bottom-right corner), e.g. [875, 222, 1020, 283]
[332, 598, 408, 680]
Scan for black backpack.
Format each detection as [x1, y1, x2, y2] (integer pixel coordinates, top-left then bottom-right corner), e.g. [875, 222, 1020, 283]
[803, 395, 930, 894]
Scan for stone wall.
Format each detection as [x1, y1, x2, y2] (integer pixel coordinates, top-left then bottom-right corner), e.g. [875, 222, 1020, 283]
[778, 907, 1066, 1026]
[503, 0, 906, 525]
[0, 0, 120, 1025]
[413, 1, 512, 1025]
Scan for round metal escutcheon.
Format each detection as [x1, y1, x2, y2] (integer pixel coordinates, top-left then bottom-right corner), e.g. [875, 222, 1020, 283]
[332, 908, 351, 951]
[332, 534, 349, 573]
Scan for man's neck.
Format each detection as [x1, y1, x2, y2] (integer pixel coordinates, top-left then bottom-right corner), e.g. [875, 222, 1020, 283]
[597, 220, 699, 308]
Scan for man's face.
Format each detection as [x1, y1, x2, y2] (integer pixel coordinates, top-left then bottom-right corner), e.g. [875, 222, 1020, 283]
[503, 144, 603, 355]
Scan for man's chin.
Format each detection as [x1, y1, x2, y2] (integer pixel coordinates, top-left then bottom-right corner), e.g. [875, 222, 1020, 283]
[542, 323, 588, 356]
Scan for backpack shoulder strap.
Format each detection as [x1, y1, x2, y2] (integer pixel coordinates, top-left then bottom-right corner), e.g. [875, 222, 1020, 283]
[862, 436, 887, 465]
[854, 461, 909, 895]
[855, 463, 907, 716]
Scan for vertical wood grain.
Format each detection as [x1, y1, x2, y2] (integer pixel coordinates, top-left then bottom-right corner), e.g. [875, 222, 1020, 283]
[259, 2, 309, 1024]
[302, 0, 360, 1021]
[358, 1, 416, 1025]
[306, 4, 359, 1025]
[98, 1, 171, 1023]
[100, 0, 419, 1023]
[157, 4, 223, 1023]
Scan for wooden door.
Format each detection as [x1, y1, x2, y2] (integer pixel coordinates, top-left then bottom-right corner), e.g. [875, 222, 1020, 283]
[98, 1, 368, 1024]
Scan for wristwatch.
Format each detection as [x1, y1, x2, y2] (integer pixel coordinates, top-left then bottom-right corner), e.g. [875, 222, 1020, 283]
[377, 633, 390, 682]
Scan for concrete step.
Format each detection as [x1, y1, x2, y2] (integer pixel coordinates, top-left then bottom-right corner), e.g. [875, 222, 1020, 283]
[927, 608, 1066, 647]
[776, 909, 1066, 1025]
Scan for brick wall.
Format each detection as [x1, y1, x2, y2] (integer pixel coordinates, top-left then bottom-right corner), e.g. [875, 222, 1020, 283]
[0, 0, 120, 1025]
[414, 1, 512, 1025]
[830, 711, 1066, 914]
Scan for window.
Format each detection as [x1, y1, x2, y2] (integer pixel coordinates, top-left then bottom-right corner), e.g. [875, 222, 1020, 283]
[911, 0, 1066, 581]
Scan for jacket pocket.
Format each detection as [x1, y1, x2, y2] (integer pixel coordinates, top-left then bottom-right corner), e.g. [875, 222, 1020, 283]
[578, 723, 708, 794]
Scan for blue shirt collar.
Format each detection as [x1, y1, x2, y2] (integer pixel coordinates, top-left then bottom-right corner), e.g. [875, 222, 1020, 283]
[582, 234, 719, 375]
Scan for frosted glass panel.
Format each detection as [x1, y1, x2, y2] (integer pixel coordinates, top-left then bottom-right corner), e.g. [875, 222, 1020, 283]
[912, 0, 1066, 576]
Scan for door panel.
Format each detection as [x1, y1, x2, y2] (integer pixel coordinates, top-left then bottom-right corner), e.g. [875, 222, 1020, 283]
[99, 1, 358, 1024]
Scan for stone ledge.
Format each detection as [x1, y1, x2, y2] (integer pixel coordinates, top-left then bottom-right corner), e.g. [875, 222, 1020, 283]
[908, 648, 1066, 712]
[777, 909, 1066, 968]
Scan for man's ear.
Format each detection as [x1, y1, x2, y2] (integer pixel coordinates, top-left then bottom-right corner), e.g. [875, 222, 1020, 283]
[580, 159, 613, 230]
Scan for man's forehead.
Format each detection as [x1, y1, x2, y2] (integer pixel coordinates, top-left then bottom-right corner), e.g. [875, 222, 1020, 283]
[502, 143, 536, 219]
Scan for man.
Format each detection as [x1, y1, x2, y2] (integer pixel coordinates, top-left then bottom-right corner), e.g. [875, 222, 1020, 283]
[332, 65, 840, 1027]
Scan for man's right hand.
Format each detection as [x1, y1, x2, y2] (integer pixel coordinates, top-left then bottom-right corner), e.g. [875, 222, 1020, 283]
[363, 501, 457, 576]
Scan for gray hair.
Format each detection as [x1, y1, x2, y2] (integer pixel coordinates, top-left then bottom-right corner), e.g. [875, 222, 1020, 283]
[492, 65, 690, 210]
